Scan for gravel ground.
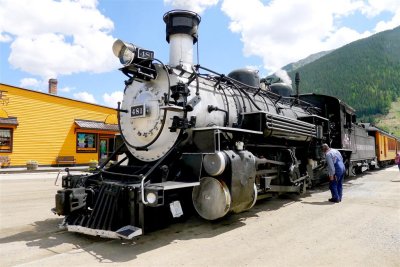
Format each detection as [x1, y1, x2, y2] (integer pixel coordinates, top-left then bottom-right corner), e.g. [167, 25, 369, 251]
[0, 167, 399, 267]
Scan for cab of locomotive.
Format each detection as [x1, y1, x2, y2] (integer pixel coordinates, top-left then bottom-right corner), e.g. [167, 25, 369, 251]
[299, 94, 355, 148]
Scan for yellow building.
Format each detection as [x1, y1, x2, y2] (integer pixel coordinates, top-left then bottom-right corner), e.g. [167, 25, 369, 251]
[0, 82, 119, 167]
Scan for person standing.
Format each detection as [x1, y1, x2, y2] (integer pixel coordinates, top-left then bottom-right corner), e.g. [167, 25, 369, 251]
[395, 152, 400, 172]
[322, 143, 345, 203]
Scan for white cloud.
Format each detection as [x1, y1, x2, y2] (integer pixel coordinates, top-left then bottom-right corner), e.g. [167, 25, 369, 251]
[221, 0, 400, 72]
[361, 0, 400, 17]
[0, 33, 12, 42]
[373, 8, 400, 32]
[103, 91, 123, 108]
[19, 78, 41, 89]
[59, 86, 73, 93]
[19, 77, 73, 93]
[73, 91, 97, 104]
[164, 0, 219, 14]
[0, 0, 118, 79]
[323, 27, 372, 48]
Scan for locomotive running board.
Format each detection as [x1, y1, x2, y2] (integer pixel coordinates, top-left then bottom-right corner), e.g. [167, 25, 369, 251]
[66, 225, 143, 240]
[148, 181, 200, 190]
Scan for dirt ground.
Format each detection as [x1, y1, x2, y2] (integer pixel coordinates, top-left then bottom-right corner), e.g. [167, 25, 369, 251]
[1, 167, 399, 267]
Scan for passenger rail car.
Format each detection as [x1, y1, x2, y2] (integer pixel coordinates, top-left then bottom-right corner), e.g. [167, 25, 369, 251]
[361, 124, 399, 167]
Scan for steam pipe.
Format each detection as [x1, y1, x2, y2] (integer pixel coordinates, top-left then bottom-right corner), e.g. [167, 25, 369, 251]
[295, 72, 300, 101]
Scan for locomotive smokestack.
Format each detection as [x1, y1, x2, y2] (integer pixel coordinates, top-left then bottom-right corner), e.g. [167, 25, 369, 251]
[163, 10, 201, 70]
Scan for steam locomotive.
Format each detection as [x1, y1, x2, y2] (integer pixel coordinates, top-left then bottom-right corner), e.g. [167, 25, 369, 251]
[53, 10, 385, 239]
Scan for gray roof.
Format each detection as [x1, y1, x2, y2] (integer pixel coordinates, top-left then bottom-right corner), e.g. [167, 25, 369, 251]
[0, 117, 18, 125]
[74, 119, 119, 132]
[360, 123, 399, 140]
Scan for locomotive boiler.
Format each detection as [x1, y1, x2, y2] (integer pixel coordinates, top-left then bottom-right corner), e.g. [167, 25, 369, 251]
[53, 10, 327, 239]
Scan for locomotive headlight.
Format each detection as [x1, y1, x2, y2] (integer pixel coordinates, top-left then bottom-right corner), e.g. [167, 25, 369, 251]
[112, 39, 137, 66]
[120, 46, 135, 66]
[112, 39, 155, 66]
[146, 192, 157, 204]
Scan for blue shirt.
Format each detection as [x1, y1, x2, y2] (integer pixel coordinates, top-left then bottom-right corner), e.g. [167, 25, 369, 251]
[326, 148, 345, 176]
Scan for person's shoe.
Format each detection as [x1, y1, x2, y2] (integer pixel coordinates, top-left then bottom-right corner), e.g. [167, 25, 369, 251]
[328, 198, 339, 203]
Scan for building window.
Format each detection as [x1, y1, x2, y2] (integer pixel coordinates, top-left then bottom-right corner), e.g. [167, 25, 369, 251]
[0, 128, 12, 152]
[76, 132, 97, 152]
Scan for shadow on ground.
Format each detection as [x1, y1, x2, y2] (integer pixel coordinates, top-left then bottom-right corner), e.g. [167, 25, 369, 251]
[0, 195, 300, 264]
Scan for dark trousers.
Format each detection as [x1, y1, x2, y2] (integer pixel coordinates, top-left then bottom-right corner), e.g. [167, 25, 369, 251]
[329, 172, 344, 201]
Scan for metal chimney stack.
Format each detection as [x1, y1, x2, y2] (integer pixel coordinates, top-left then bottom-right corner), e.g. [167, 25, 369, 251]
[163, 10, 201, 70]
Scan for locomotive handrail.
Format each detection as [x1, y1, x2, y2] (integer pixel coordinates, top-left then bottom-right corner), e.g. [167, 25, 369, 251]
[195, 64, 320, 114]
[198, 73, 248, 114]
[190, 65, 200, 96]
[192, 125, 263, 135]
[100, 169, 143, 179]
[297, 114, 329, 122]
[195, 64, 263, 111]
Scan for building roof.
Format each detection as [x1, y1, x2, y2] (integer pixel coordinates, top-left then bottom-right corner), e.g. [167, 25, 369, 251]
[0, 83, 117, 111]
[0, 116, 18, 126]
[75, 119, 119, 132]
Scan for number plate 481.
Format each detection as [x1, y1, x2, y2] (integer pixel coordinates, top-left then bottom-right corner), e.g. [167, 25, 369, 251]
[131, 104, 146, 118]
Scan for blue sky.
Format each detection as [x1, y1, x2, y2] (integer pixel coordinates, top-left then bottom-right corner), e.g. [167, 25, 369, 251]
[1, 0, 399, 107]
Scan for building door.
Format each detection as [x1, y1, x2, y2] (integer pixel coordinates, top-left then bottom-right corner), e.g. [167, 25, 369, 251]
[99, 136, 116, 162]
[99, 138, 108, 161]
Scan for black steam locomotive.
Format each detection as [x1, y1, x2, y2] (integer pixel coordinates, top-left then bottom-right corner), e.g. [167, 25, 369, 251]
[53, 10, 377, 239]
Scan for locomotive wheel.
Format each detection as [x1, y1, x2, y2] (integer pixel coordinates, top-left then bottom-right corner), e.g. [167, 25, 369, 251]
[192, 177, 231, 220]
[369, 164, 376, 170]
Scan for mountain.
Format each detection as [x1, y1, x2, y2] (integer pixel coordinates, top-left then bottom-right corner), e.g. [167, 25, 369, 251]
[376, 97, 400, 136]
[282, 50, 333, 72]
[288, 26, 400, 123]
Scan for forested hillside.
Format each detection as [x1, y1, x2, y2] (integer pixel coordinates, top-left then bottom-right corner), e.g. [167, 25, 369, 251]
[288, 26, 400, 123]
[376, 97, 400, 136]
[282, 50, 332, 72]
